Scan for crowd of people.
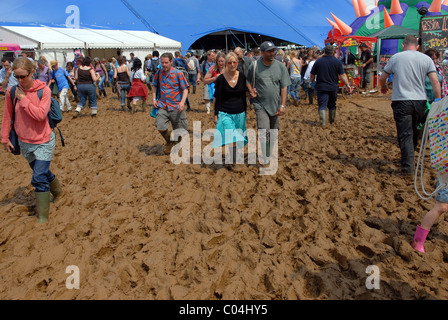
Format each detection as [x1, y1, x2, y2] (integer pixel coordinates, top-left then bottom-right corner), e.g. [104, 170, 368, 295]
[1, 36, 447, 255]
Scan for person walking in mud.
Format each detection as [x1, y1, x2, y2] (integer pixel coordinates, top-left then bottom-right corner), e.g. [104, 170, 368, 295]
[246, 41, 290, 163]
[310, 44, 351, 126]
[379, 35, 441, 176]
[152, 53, 189, 155]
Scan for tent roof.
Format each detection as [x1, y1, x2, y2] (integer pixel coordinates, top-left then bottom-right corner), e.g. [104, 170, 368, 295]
[0, 0, 356, 51]
[368, 25, 419, 40]
[0, 26, 181, 50]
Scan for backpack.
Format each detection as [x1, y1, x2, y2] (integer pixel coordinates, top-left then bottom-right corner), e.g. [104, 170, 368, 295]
[415, 97, 448, 200]
[10, 86, 65, 147]
[150, 58, 160, 73]
[187, 59, 196, 72]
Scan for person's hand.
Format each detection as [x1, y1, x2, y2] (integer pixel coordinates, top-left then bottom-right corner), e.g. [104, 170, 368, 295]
[249, 88, 257, 98]
[74, 85, 77, 91]
[346, 85, 353, 94]
[276, 105, 285, 116]
[15, 87, 25, 100]
[381, 86, 388, 94]
[178, 101, 185, 112]
[214, 115, 218, 125]
[2, 141, 13, 153]
[153, 99, 159, 108]
[5, 68, 12, 77]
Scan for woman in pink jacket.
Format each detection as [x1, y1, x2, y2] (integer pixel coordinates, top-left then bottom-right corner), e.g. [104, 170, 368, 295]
[1, 58, 63, 223]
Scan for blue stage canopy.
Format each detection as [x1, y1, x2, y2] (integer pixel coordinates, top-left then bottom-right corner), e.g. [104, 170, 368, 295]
[1, 0, 356, 51]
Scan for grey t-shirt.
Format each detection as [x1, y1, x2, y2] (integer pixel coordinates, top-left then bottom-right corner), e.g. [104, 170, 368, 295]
[383, 50, 437, 101]
[246, 59, 291, 116]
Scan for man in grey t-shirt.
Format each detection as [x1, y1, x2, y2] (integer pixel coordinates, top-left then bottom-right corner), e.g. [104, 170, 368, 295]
[379, 35, 441, 175]
[246, 41, 291, 162]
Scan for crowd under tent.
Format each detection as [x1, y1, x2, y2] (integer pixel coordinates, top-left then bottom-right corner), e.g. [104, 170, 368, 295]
[0, 26, 181, 66]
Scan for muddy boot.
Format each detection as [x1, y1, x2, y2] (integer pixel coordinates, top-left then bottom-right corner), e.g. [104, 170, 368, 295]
[160, 130, 174, 155]
[329, 109, 336, 124]
[35, 191, 50, 223]
[142, 101, 147, 112]
[50, 177, 63, 202]
[127, 99, 132, 111]
[131, 102, 136, 114]
[319, 110, 327, 126]
[102, 89, 107, 97]
[309, 92, 313, 105]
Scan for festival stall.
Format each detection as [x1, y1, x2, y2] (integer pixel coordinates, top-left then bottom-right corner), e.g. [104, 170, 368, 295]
[0, 43, 21, 60]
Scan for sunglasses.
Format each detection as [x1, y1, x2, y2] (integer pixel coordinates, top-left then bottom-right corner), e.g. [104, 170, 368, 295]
[227, 61, 238, 65]
[15, 73, 30, 79]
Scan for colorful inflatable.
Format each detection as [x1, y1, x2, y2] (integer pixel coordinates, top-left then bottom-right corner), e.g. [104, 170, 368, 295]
[327, 0, 448, 55]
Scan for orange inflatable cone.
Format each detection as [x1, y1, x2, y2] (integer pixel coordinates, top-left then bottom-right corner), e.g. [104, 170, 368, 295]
[429, 0, 443, 12]
[326, 17, 340, 30]
[390, 0, 403, 14]
[330, 12, 353, 36]
[352, 0, 360, 18]
[357, 0, 371, 16]
[384, 8, 394, 28]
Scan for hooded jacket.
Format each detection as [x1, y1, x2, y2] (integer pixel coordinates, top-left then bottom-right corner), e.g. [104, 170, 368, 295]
[1, 80, 52, 145]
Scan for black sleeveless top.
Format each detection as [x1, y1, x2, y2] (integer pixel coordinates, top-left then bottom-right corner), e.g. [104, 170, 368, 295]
[117, 71, 130, 84]
[77, 68, 93, 84]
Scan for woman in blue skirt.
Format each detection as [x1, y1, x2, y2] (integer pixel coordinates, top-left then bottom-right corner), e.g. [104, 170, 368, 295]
[212, 52, 248, 163]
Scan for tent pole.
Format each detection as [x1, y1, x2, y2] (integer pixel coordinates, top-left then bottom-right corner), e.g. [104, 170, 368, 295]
[226, 31, 228, 52]
[377, 38, 381, 90]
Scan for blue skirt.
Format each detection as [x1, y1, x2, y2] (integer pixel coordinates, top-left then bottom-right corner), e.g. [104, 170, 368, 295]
[213, 111, 248, 148]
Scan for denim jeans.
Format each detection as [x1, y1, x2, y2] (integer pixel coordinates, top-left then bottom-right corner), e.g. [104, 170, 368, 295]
[77, 83, 98, 109]
[391, 100, 426, 173]
[108, 70, 114, 84]
[317, 90, 338, 111]
[98, 75, 106, 90]
[188, 73, 197, 88]
[290, 76, 301, 100]
[120, 84, 131, 106]
[29, 160, 55, 192]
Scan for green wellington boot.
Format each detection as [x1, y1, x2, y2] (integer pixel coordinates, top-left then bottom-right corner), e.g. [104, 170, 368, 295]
[319, 110, 327, 126]
[50, 177, 63, 202]
[160, 130, 174, 155]
[35, 191, 50, 223]
[329, 109, 336, 124]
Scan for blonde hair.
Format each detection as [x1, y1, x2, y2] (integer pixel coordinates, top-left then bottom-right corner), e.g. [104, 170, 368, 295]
[225, 52, 238, 73]
[12, 57, 35, 73]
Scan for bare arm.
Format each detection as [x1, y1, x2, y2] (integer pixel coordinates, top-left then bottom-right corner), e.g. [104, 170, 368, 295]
[429, 72, 442, 100]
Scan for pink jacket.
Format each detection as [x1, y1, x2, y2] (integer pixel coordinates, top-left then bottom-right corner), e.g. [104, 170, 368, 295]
[1, 80, 52, 145]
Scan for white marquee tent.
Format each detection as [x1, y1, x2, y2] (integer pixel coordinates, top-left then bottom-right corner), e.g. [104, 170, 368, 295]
[0, 26, 182, 66]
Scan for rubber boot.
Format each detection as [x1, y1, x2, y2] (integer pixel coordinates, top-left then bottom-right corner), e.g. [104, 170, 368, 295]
[319, 110, 327, 126]
[102, 89, 107, 97]
[412, 225, 430, 253]
[35, 191, 50, 223]
[50, 177, 63, 202]
[160, 130, 174, 155]
[142, 101, 147, 112]
[127, 98, 132, 111]
[193, 86, 196, 94]
[131, 102, 136, 114]
[329, 109, 336, 124]
[309, 92, 313, 105]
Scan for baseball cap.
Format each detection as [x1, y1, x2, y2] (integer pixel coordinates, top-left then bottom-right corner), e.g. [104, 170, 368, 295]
[260, 41, 277, 52]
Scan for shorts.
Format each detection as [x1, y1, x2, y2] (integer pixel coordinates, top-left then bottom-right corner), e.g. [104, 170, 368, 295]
[19, 131, 56, 163]
[155, 108, 188, 132]
[436, 178, 448, 203]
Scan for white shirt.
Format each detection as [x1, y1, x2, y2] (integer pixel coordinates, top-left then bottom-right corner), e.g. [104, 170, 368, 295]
[304, 60, 316, 80]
